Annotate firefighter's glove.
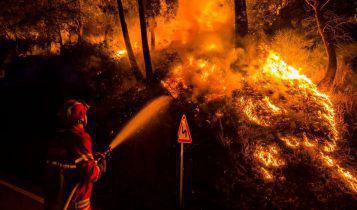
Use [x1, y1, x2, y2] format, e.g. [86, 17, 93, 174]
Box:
[95, 152, 107, 173]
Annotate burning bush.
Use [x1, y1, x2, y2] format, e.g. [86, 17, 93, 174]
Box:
[162, 48, 356, 206]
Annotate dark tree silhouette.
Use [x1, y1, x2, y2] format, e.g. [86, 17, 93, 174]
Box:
[305, 0, 337, 87]
[145, 0, 161, 51]
[234, 0, 248, 47]
[138, 0, 153, 84]
[116, 0, 144, 82]
[0, 0, 83, 52]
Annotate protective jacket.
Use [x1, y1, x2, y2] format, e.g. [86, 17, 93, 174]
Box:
[45, 125, 101, 210]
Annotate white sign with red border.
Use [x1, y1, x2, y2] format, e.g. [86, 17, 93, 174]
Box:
[177, 114, 192, 144]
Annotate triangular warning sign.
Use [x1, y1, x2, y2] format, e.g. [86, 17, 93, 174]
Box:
[178, 114, 192, 143]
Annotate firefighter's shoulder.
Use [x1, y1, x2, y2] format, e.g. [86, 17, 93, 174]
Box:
[71, 128, 92, 151]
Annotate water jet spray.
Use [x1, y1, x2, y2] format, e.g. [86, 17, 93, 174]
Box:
[108, 95, 172, 151]
[96, 95, 173, 160]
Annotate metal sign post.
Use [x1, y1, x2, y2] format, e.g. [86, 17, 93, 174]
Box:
[179, 142, 184, 208]
[177, 114, 192, 209]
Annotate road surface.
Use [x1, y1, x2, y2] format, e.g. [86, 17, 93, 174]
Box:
[0, 179, 43, 210]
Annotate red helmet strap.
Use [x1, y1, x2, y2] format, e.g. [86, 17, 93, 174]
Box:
[65, 100, 89, 126]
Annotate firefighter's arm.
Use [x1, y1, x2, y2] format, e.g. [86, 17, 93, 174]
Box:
[76, 133, 101, 182]
[95, 152, 107, 173]
[83, 159, 101, 182]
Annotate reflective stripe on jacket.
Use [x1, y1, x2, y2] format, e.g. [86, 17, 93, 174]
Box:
[45, 125, 100, 210]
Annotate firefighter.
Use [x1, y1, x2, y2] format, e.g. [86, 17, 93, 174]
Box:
[45, 99, 106, 210]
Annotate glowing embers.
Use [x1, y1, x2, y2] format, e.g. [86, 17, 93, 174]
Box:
[337, 167, 357, 193]
[279, 135, 300, 148]
[240, 98, 270, 126]
[318, 153, 357, 193]
[323, 142, 336, 153]
[115, 49, 127, 59]
[255, 145, 285, 168]
[238, 96, 283, 127]
[254, 145, 285, 181]
[302, 135, 317, 148]
[279, 134, 317, 149]
[260, 167, 274, 181]
[321, 153, 334, 167]
[263, 96, 282, 113]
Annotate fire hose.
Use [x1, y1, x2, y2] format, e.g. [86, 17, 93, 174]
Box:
[62, 147, 112, 210]
[63, 183, 78, 210]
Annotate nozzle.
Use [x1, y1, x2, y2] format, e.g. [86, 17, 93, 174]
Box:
[96, 146, 113, 163]
[104, 146, 113, 157]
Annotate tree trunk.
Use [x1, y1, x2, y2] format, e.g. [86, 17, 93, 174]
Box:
[58, 29, 63, 47]
[116, 0, 144, 82]
[77, 0, 83, 43]
[315, 9, 337, 86]
[45, 0, 53, 54]
[234, 0, 248, 47]
[104, 26, 110, 48]
[138, 0, 154, 85]
[15, 33, 19, 55]
[57, 27, 63, 52]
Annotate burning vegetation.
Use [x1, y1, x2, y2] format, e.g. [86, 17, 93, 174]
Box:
[163, 49, 356, 193]
[1, 0, 356, 209]
[157, 0, 356, 205]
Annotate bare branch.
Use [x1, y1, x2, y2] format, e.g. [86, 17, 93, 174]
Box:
[304, 0, 315, 8]
[313, 0, 319, 8]
[321, 0, 332, 10]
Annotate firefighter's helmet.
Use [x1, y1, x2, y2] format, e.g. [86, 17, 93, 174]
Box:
[63, 99, 89, 126]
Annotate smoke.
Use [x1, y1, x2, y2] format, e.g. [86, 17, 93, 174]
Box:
[115, 0, 235, 57]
